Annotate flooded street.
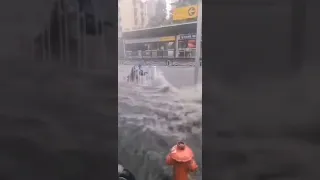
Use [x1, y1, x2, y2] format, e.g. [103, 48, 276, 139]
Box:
[118, 65, 202, 179]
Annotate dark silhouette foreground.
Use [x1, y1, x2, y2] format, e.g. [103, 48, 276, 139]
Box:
[0, 61, 117, 180]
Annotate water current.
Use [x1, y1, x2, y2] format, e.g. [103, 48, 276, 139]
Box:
[118, 65, 202, 180]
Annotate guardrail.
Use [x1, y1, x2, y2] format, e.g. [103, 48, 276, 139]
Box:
[125, 49, 202, 59]
[125, 50, 175, 58]
[118, 59, 202, 67]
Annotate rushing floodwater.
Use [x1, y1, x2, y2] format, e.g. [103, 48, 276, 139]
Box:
[118, 65, 202, 180]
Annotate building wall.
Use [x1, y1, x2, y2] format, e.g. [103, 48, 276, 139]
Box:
[119, 0, 135, 31]
[146, 0, 157, 20]
[119, 0, 151, 31]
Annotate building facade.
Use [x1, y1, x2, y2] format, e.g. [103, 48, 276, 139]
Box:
[119, 0, 155, 31]
[119, 0, 145, 31]
[145, 0, 157, 20]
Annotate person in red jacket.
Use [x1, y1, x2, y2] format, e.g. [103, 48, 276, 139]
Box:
[166, 141, 198, 180]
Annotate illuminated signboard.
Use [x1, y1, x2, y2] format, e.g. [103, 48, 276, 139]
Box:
[173, 5, 198, 21]
[160, 36, 176, 42]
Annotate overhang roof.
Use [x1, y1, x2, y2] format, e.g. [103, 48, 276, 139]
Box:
[122, 22, 197, 39]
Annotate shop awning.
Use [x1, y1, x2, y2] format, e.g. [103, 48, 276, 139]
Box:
[122, 22, 197, 39]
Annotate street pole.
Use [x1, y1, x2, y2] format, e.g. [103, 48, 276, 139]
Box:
[194, 0, 202, 85]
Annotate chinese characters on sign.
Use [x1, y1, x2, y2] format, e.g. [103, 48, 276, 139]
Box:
[179, 34, 196, 40]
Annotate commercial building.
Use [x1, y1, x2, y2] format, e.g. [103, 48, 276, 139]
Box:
[121, 21, 202, 60]
[145, 0, 157, 19]
[120, 2, 202, 59]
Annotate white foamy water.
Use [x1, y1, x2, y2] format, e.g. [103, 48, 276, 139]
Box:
[118, 65, 202, 180]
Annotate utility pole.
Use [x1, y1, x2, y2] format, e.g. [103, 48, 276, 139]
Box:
[194, 0, 202, 85]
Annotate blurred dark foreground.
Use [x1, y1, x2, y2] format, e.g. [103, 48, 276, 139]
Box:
[0, 60, 117, 180]
[207, 66, 320, 180]
[204, 1, 320, 179]
[0, 0, 117, 178]
[3, 0, 320, 180]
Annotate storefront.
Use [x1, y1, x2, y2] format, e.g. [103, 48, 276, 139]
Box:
[124, 36, 176, 58]
[176, 33, 200, 57]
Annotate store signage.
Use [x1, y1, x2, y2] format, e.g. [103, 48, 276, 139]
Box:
[173, 5, 198, 21]
[124, 36, 176, 44]
[160, 36, 176, 42]
[179, 34, 196, 40]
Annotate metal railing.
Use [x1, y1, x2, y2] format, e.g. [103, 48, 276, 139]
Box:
[177, 48, 196, 58]
[125, 50, 175, 58]
[125, 49, 202, 59]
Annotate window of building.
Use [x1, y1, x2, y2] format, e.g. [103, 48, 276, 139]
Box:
[145, 6, 148, 16]
[158, 41, 175, 50]
[134, 17, 138, 25]
[178, 40, 196, 49]
[187, 40, 196, 48]
[178, 40, 188, 49]
[134, 8, 138, 17]
[167, 42, 175, 49]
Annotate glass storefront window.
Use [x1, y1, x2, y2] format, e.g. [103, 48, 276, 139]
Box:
[187, 40, 196, 48]
[178, 40, 188, 49]
[178, 39, 196, 49]
[167, 42, 175, 49]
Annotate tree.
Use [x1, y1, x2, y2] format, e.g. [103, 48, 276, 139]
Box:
[173, 0, 198, 8]
[147, 0, 167, 27]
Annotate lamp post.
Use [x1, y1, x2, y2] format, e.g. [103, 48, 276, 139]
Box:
[194, 0, 202, 85]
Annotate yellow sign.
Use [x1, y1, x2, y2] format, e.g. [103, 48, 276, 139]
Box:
[173, 5, 198, 21]
[160, 36, 176, 42]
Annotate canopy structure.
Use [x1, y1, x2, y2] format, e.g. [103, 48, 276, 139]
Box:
[122, 22, 197, 39]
